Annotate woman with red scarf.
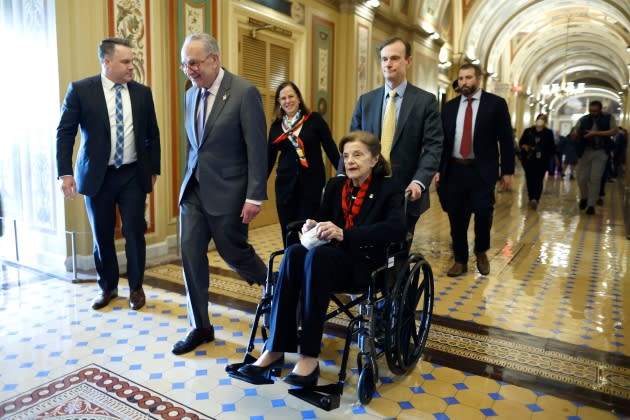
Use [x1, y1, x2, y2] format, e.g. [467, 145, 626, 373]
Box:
[237, 131, 406, 387]
[268, 81, 339, 245]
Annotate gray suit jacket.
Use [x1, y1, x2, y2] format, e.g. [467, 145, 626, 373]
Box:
[344, 83, 443, 217]
[179, 70, 267, 215]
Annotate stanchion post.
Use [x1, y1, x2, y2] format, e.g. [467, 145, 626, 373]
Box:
[13, 219, 19, 262]
[70, 231, 78, 281]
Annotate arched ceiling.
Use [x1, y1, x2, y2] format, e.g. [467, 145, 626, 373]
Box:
[456, 0, 630, 100]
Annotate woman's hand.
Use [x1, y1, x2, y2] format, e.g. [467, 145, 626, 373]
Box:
[315, 221, 343, 242]
[302, 219, 317, 233]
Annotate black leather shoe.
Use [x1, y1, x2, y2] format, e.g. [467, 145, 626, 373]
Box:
[586, 206, 595, 215]
[129, 288, 146, 310]
[237, 355, 284, 377]
[172, 327, 215, 355]
[579, 198, 587, 210]
[92, 288, 118, 310]
[283, 364, 319, 388]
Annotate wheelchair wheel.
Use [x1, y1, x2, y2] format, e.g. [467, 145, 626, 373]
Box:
[385, 253, 434, 375]
[357, 359, 376, 404]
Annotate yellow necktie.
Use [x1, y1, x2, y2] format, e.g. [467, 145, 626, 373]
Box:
[381, 89, 397, 161]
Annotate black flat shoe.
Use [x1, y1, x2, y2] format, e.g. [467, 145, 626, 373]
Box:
[283, 364, 319, 388]
[237, 356, 284, 378]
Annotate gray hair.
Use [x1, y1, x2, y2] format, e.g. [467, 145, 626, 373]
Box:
[182, 33, 220, 55]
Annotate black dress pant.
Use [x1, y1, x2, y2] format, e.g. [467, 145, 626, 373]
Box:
[442, 162, 495, 264]
[266, 244, 355, 357]
[84, 163, 147, 292]
[276, 186, 320, 247]
[522, 158, 547, 201]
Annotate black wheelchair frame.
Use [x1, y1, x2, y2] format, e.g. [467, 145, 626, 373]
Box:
[225, 224, 434, 411]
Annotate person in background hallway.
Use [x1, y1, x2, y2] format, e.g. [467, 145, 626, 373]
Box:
[236, 131, 406, 387]
[56, 38, 160, 311]
[613, 127, 627, 177]
[174, 33, 268, 355]
[340, 37, 443, 237]
[558, 127, 578, 179]
[518, 113, 557, 209]
[435, 63, 514, 277]
[574, 100, 616, 215]
[268, 81, 339, 246]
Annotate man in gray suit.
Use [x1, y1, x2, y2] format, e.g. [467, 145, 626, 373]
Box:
[342, 37, 443, 235]
[173, 33, 268, 355]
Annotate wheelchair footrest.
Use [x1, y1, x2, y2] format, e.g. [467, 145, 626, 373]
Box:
[288, 383, 343, 411]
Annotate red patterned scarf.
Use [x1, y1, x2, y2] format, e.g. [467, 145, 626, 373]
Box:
[341, 175, 372, 229]
[271, 111, 312, 167]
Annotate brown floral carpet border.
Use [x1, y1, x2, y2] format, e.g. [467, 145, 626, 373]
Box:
[0, 364, 214, 420]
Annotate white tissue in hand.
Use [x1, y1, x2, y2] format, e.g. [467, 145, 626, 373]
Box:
[300, 228, 330, 250]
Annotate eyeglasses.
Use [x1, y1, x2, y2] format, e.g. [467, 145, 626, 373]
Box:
[180, 54, 212, 73]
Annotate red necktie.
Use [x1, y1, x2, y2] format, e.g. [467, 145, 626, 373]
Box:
[460, 97, 474, 158]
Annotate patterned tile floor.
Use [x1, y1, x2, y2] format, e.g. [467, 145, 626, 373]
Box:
[0, 169, 628, 419]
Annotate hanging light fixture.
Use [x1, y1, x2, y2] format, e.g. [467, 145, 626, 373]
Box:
[541, 16, 585, 98]
[556, 16, 573, 96]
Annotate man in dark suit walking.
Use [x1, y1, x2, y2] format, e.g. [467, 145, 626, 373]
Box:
[435, 63, 514, 277]
[56, 38, 161, 310]
[341, 37, 443, 235]
[173, 33, 268, 355]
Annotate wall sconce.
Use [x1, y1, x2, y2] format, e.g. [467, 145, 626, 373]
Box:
[365, 0, 380, 8]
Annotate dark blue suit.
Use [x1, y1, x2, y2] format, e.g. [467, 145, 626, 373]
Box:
[56, 75, 160, 292]
[438, 90, 514, 263]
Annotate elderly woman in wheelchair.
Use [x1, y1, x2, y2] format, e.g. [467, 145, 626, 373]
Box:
[235, 130, 407, 388]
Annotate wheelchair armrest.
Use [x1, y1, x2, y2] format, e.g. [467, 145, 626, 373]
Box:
[286, 220, 306, 233]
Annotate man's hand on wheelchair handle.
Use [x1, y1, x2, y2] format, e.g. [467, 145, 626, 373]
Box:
[406, 182, 422, 202]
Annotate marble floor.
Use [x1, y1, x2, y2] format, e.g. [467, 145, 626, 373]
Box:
[0, 169, 628, 419]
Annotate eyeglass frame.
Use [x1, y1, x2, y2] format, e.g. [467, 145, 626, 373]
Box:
[180, 53, 213, 73]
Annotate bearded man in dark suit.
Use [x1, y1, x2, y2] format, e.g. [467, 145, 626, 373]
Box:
[435, 63, 514, 277]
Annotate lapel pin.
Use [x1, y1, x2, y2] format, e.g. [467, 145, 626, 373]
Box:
[369, 194, 374, 199]
[222, 94, 227, 101]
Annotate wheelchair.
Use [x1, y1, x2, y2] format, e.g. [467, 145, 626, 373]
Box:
[225, 218, 434, 411]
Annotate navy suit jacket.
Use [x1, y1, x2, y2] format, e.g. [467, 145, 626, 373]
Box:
[319, 176, 407, 286]
[179, 70, 267, 215]
[56, 75, 161, 196]
[439, 90, 514, 185]
[344, 84, 443, 217]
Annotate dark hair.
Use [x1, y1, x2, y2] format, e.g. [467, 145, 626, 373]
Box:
[459, 63, 482, 78]
[98, 38, 131, 62]
[273, 81, 310, 120]
[589, 100, 603, 110]
[379, 37, 411, 59]
[339, 131, 391, 178]
[535, 113, 547, 121]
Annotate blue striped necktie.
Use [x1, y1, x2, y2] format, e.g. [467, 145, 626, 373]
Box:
[113, 84, 124, 167]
